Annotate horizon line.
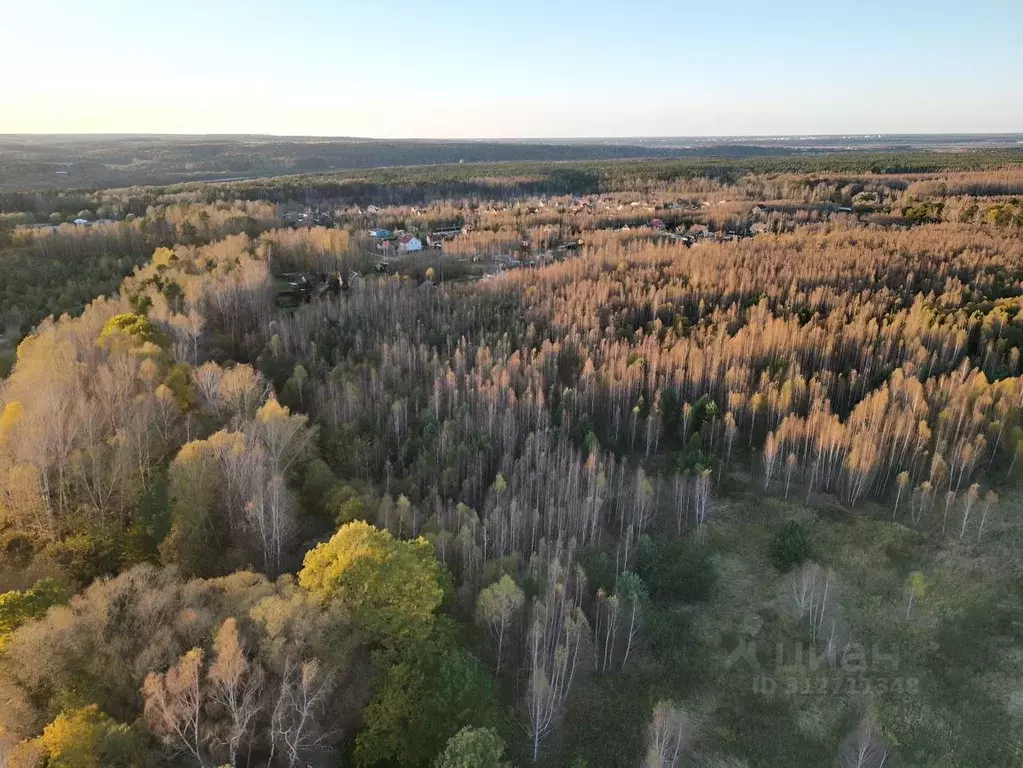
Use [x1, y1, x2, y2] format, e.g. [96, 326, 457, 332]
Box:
[4, 131, 1023, 141]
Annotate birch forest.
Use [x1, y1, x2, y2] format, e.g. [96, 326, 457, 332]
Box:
[1, 153, 1023, 767]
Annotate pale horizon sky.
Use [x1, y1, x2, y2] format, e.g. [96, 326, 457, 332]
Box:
[2, 0, 1021, 138]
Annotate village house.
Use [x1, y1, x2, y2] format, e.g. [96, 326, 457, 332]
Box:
[398, 235, 423, 253]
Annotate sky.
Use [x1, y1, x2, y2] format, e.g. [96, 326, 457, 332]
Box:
[1, 0, 1021, 138]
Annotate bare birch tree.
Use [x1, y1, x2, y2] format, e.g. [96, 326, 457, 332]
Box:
[143, 648, 209, 767]
[977, 490, 998, 542]
[270, 659, 335, 768]
[617, 571, 647, 671]
[643, 700, 695, 768]
[524, 548, 589, 762]
[208, 618, 263, 767]
[838, 717, 891, 768]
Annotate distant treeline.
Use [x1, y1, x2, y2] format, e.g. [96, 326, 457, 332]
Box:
[141, 149, 1021, 207]
[0, 136, 810, 191]
[4, 147, 1022, 220]
[3, 133, 1022, 193]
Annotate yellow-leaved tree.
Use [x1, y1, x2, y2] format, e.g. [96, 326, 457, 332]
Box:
[299, 521, 450, 648]
[9, 705, 139, 768]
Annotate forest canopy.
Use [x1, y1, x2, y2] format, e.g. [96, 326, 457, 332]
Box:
[1, 151, 1022, 766]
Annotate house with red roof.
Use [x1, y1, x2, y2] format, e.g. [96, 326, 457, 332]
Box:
[398, 235, 423, 253]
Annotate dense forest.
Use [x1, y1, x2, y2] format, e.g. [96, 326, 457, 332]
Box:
[1, 151, 1023, 766]
[2, 133, 1022, 192]
[0, 136, 822, 191]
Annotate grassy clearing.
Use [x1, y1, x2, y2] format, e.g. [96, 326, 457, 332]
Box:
[556, 474, 1023, 767]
